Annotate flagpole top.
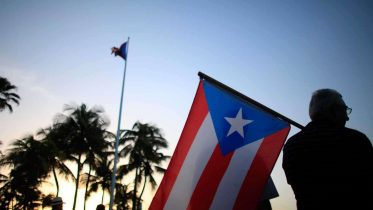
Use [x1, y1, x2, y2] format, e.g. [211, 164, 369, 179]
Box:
[198, 71, 209, 80]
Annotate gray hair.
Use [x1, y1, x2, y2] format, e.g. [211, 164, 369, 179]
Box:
[309, 89, 344, 121]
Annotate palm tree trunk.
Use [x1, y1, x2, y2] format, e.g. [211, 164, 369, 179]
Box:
[138, 176, 147, 208]
[52, 165, 60, 196]
[11, 196, 14, 210]
[132, 167, 139, 210]
[101, 185, 105, 204]
[72, 155, 82, 210]
[84, 165, 92, 210]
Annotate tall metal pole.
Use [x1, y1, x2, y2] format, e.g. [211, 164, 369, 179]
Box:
[109, 37, 130, 210]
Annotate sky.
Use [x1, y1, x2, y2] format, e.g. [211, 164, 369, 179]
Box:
[1, 0, 373, 210]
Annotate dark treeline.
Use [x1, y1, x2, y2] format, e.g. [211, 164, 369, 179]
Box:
[0, 76, 169, 210]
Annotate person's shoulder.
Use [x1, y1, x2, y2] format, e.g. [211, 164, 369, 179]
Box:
[343, 127, 366, 136]
[283, 129, 305, 150]
[343, 127, 369, 139]
[342, 127, 372, 146]
[283, 121, 330, 149]
[286, 131, 302, 142]
[285, 122, 314, 143]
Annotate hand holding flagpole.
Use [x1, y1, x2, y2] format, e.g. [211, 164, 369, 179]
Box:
[109, 37, 130, 210]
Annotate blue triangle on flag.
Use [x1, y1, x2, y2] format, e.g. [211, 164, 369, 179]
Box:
[203, 81, 289, 155]
[120, 42, 127, 60]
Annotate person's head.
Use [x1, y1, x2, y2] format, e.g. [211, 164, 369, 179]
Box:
[309, 89, 350, 126]
[51, 197, 64, 210]
[96, 204, 105, 210]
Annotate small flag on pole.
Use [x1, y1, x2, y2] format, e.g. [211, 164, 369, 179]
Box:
[111, 42, 128, 60]
[149, 74, 291, 210]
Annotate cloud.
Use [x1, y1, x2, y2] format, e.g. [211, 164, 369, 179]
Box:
[0, 67, 60, 102]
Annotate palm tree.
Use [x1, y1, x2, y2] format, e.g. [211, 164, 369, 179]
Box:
[82, 148, 113, 210]
[0, 145, 15, 210]
[114, 183, 133, 210]
[82, 153, 115, 205]
[0, 76, 20, 113]
[52, 103, 110, 210]
[37, 127, 75, 196]
[138, 160, 167, 202]
[0, 135, 49, 209]
[118, 122, 169, 210]
[82, 130, 114, 210]
[41, 193, 55, 210]
[0, 173, 15, 210]
[83, 151, 98, 210]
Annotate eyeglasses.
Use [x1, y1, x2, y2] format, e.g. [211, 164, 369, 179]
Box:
[346, 106, 352, 115]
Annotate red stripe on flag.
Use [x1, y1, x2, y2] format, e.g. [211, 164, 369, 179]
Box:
[233, 127, 290, 210]
[149, 81, 209, 210]
[187, 145, 234, 210]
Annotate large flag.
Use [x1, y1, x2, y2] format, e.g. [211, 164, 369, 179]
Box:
[149, 76, 291, 210]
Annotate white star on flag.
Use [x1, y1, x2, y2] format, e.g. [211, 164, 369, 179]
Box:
[224, 108, 253, 138]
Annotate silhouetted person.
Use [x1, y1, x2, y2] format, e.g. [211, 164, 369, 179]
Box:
[96, 204, 105, 210]
[51, 197, 64, 210]
[282, 89, 373, 210]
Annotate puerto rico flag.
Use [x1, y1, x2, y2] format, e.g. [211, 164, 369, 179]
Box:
[149, 78, 290, 210]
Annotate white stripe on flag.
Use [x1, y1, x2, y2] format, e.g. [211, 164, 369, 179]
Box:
[164, 113, 217, 210]
[209, 138, 263, 210]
